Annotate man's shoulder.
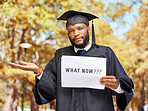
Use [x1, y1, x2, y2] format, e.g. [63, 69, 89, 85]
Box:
[95, 45, 112, 51]
[55, 46, 74, 55]
[92, 45, 115, 56]
[56, 46, 73, 51]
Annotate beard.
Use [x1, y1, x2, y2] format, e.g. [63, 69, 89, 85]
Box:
[69, 30, 89, 48]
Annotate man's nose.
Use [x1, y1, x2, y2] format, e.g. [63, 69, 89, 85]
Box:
[74, 30, 80, 37]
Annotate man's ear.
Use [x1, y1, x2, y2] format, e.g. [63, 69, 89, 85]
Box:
[67, 33, 69, 37]
[67, 31, 69, 36]
[87, 26, 90, 33]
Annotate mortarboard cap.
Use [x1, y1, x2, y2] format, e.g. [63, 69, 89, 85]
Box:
[57, 10, 99, 48]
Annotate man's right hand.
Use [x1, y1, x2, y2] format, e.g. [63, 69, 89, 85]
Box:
[9, 61, 41, 74]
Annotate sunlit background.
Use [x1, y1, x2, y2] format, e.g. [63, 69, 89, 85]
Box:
[0, 0, 147, 111]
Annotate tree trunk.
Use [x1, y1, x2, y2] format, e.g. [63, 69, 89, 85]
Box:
[12, 81, 19, 111]
[2, 82, 18, 111]
[30, 92, 39, 111]
[138, 77, 146, 111]
[2, 84, 14, 111]
[17, 29, 27, 61]
[10, 28, 15, 62]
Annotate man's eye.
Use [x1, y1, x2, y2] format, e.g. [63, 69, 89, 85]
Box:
[69, 30, 73, 33]
[78, 27, 83, 30]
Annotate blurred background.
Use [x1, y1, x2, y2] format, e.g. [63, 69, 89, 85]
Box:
[0, 0, 147, 111]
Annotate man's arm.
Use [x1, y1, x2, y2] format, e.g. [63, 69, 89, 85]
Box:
[9, 60, 57, 105]
[105, 47, 134, 110]
[9, 61, 41, 74]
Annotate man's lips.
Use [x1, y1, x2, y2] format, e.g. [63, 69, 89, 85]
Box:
[74, 37, 84, 42]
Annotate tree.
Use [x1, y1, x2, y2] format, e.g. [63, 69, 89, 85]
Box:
[126, 1, 148, 110]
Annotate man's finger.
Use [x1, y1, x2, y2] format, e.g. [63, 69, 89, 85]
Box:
[9, 62, 19, 68]
[101, 76, 116, 79]
[105, 85, 114, 90]
[100, 81, 116, 86]
[9, 62, 26, 69]
[19, 61, 28, 65]
[100, 78, 117, 83]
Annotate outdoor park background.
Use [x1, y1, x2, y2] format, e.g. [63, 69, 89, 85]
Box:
[0, 0, 147, 111]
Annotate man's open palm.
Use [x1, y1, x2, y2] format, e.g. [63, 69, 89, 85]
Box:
[9, 61, 39, 73]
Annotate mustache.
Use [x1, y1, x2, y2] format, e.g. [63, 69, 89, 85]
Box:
[73, 36, 85, 41]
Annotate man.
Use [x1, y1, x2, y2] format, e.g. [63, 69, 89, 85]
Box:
[10, 10, 134, 111]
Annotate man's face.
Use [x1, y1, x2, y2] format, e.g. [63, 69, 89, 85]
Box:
[66, 23, 90, 48]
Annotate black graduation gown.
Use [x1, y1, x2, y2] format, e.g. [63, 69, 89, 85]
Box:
[33, 45, 134, 111]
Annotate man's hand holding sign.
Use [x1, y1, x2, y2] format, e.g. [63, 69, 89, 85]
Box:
[100, 76, 119, 90]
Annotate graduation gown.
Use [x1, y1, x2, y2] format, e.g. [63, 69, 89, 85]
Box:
[33, 45, 134, 111]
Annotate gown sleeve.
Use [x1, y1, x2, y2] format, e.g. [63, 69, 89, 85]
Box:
[33, 50, 58, 105]
[107, 47, 134, 110]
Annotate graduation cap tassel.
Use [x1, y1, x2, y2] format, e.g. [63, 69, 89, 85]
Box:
[92, 20, 96, 48]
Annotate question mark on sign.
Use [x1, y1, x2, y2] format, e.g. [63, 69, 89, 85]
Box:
[94, 69, 96, 74]
[97, 69, 102, 74]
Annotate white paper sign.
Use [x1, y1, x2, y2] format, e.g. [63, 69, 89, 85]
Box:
[61, 55, 106, 89]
